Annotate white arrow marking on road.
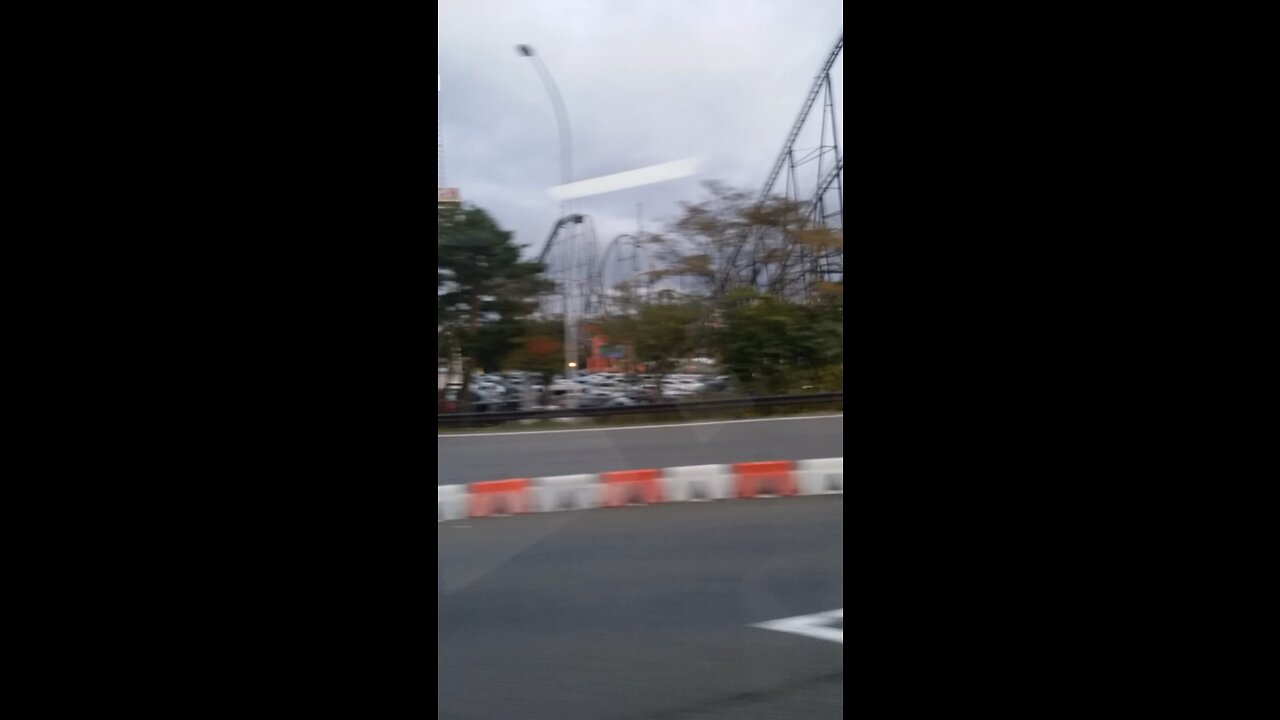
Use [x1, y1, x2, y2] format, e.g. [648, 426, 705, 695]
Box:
[752, 609, 843, 644]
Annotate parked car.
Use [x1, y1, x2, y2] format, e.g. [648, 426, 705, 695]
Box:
[440, 388, 519, 413]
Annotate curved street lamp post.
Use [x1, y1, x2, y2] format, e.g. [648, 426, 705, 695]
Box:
[517, 44, 580, 383]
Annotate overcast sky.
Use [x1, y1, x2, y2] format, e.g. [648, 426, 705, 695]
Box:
[438, 0, 843, 279]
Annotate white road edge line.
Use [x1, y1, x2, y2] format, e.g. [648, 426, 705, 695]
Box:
[439, 413, 843, 438]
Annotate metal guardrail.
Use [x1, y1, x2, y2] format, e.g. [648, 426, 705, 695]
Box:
[438, 392, 843, 426]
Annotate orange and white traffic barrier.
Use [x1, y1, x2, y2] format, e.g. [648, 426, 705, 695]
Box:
[436, 457, 843, 523]
[796, 457, 843, 494]
[732, 461, 798, 498]
[601, 468, 664, 507]
[438, 484, 468, 522]
[468, 478, 532, 517]
[662, 464, 732, 502]
[532, 473, 602, 512]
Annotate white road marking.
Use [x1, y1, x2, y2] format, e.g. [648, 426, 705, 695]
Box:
[752, 609, 843, 644]
[438, 413, 843, 438]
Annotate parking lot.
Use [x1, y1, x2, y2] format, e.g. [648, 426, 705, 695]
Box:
[439, 369, 737, 413]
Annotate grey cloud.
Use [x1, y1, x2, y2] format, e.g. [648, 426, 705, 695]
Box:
[439, 0, 843, 264]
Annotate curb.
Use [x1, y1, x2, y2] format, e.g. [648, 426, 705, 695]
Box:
[438, 457, 843, 522]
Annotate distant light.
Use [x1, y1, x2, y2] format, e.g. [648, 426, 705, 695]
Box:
[567, 362, 577, 368]
[548, 158, 700, 201]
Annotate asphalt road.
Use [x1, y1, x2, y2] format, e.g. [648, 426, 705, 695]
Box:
[438, 495, 844, 720]
[437, 415, 843, 485]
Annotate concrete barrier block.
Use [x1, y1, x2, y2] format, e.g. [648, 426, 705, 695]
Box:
[601, 469, 664, 506]
[532, 473, 602, 512]
[732, 461, 798, 498]
[438, 484, 468, 522]
[662, 464, 733, 502]
[796, 457, 843, 494]
[469, 479, 532, 517]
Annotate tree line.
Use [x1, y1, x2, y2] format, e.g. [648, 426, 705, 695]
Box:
[438, 182, 843, 411]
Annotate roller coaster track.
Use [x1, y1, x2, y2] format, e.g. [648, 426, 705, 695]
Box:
[715, 31, 843, 298]
[760, 32, 843, 200]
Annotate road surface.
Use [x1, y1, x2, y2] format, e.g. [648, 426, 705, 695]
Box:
[437, 415, 843, 485]
[438, 495, 844, 719]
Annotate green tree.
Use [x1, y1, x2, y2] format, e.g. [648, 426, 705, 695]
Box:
[601, 296, 699, 398]
[652, 181, 816, 300]
[713, 289, 842, 395]
[439, 206, 553, 411]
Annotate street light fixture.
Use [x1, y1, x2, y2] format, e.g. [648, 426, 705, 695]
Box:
[517, 44, 579, 382]
[514, 45, 572, 194]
